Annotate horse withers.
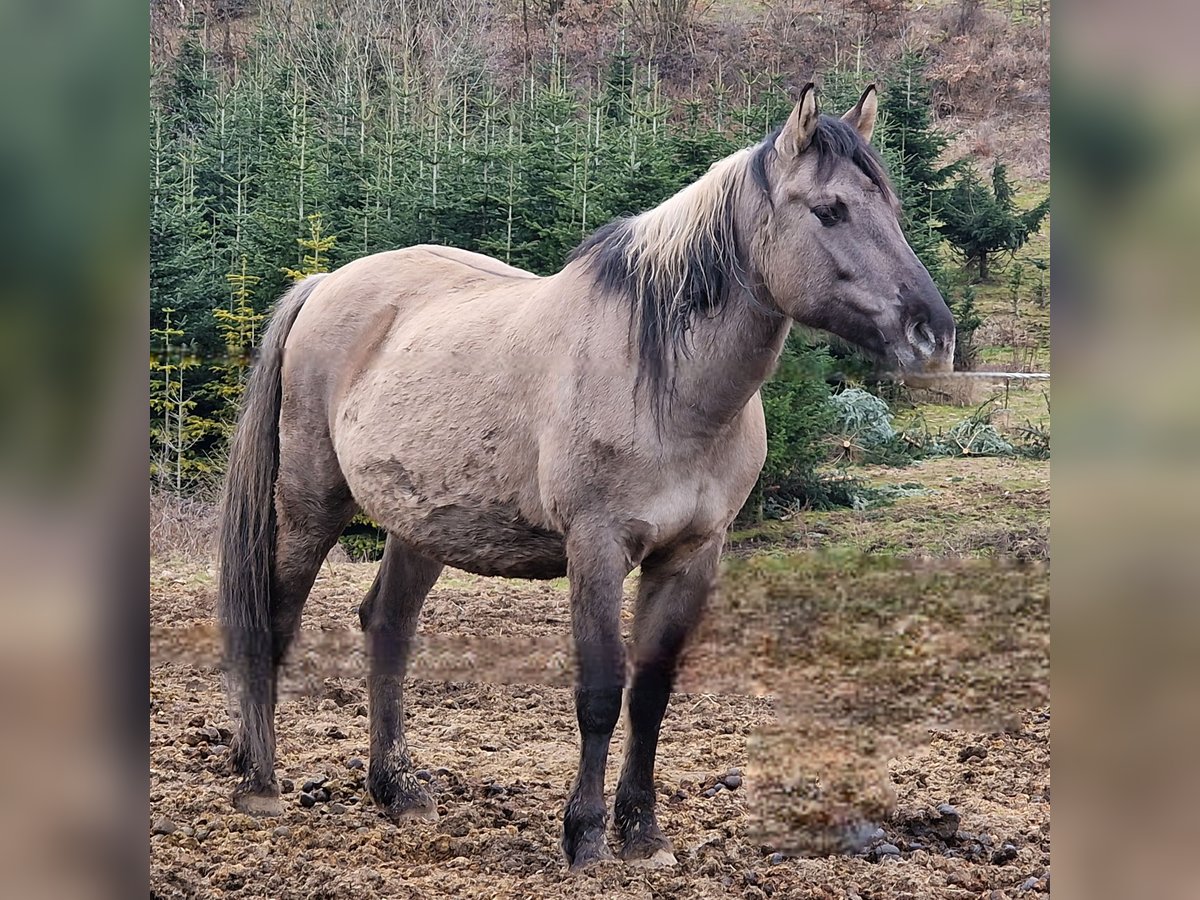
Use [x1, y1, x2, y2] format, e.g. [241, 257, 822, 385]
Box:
[217, 83, 954, 870]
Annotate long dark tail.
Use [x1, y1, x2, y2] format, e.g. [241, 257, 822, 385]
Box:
[217, 274, 327, 785]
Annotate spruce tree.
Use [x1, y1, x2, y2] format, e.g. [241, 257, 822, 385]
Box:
[937, 162, 1050, 281]
[880, 53, 960, 216]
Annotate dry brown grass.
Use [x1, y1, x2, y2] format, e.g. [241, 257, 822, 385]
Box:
[901, 375, 990, 408]
[150, 490, 352, 564]
[150, 491, 219, 562]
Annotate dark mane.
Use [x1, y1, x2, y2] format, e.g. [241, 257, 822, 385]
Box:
[566, 161, 751, 422]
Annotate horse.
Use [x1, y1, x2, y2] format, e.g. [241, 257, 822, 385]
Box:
[217, 82, 955, 870]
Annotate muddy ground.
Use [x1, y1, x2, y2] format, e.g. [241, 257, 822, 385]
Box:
[151, 525, 1049, 900]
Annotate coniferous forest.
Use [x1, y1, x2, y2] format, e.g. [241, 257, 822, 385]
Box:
[150, 7, 1045, 526]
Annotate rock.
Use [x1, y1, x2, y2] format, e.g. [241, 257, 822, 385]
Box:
[744, 870, 760, 886]
[484, 783, 505, 797]
[301, 778, 327, 793]
[280, 779, 295, 794]
[177, 826, 194, 837]
[299, 793, 316, 808]
[1020, 877, 1040, 891]
[327, 802, 346, 815]
[315, 788, 331, 803]
[151, 818, 176, 836]
[931, 803, 961, 838]
[869, 827, 887, 843]
[723, 774, 743, 790]
[874, 843, 901, 860]
[991, 843, 1018, 865]
[768, 853, 785, 865]
[958, 745, 988, 763]
[415, 769, 433, 782]
[727, 767, 742, 777]
[272, 826, 291, 839]
[702, 787, 719, 798]
[439, 814, 472, 838]
[346, 758, 364, 770]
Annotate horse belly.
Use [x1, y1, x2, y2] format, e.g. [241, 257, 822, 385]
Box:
[342, 449, 567, 578]
[409, 500, 567, 579]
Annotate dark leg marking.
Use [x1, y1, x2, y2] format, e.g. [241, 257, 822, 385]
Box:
[561, 534, 629, 870]
[360, 537, 443, 822]
[614, 537, 722, 866]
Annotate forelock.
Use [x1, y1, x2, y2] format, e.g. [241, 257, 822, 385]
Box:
[751, 114, 898, 206]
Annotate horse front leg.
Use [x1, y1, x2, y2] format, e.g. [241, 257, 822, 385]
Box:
[615, 537, 722, 866]
[562, 534, 629, 870]
[360, 538, 443, 822]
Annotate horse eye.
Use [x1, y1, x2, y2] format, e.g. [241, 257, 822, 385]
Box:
[812, 205, 842, 226]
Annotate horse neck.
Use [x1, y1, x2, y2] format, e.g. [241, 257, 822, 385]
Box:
[666, 284, 791, 435]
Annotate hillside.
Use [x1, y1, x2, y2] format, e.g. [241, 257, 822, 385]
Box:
[150, 0, 1050, 179]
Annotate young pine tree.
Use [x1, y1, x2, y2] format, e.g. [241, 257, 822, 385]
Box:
[150, 309, 211, 492]
[209, 257, 265, 437]
[282, 212, 338, 281]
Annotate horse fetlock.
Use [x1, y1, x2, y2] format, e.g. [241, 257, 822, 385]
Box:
[227, 736, 252, 776]
[563, 826, 614, 872]
[562, 803, 613, 870]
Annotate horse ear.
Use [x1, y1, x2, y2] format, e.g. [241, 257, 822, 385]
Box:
[775, 82, 819, 159]
[841, 84, 878, 143]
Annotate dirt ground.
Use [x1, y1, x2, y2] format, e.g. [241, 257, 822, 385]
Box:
[151, 523, 1049, 900]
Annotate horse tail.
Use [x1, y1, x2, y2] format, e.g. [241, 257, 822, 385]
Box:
[217, 274, 327, 782]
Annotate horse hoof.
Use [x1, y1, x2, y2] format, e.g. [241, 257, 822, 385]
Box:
[379, 787, 439, 824]
[568, 846, 615, 873]
[565, 828, 616, 872]
[390, 802, 439, 824]
[233, 789, 283, 817]
[624, 848, 677, 869]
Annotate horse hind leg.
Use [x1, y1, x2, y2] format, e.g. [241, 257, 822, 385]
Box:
[230, 462, 355, 815]
[359, 537, 443, 822]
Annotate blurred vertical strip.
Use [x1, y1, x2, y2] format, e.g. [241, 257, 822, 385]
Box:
[0, 0, 148, 898]
[1055, 1, 1200, 898]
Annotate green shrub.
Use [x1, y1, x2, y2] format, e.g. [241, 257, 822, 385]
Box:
[740, 337, 839, 522]
[339, 513, 387, 562]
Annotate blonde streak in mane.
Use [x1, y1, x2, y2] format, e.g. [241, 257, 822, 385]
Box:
[624, 148, 752, 304]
